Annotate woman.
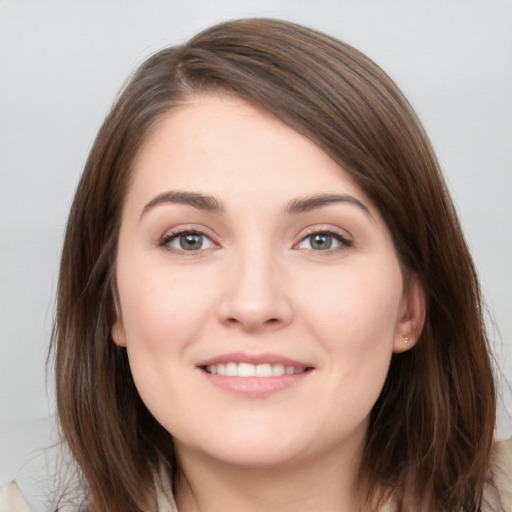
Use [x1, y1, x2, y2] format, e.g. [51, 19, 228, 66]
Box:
[8, 17, 510, 511]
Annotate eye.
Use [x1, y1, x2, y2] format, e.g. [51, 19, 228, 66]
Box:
[297, 230, 352, 251]
[162, 230, 215, 252]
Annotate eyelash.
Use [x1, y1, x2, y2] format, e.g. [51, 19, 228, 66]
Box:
[297, 228, 353, 255]
[158, 228, 353, 255]
[159, 228, 216, 254]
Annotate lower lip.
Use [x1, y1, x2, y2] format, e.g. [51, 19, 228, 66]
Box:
[200, 369, 311, 397]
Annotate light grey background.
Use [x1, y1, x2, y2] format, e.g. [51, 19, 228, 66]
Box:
[1, 0, 511, 509]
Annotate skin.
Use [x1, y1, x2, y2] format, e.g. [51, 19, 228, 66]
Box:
[112, 94, 424, 511]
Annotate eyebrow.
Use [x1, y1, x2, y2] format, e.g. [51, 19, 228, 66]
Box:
[141, 191, 225, 218]
[140, 190, 372, 220]
[285, 193, 372, 218]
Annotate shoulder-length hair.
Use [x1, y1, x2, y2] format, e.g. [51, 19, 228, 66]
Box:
[52, 18, 496, 511]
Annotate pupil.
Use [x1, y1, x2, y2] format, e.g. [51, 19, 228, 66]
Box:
[180, 233, 202, 250]
[311, 234, 332, 250]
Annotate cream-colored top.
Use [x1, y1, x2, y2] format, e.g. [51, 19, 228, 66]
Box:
[153, 440, 512, 512]
[2, 440, 511, 511]
[0, 482, 31, 512]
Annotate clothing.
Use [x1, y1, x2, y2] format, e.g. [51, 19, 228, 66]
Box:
[0, 482, 31, 512]
[152, 440, 512, 512]
[2, 440, 511, 511]
[488, 438, 512, 511]
[378, 440, 512, 512]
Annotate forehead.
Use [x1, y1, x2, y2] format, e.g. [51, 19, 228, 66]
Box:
[127, 93, 368, 209]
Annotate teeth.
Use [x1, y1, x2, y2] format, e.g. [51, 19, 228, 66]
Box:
[256, 363, 272, 377]
[238, 362, 256, 377]
[205, 362, 305, 377]
[272, 364, 284, 377]
[225, 362, 237, 377]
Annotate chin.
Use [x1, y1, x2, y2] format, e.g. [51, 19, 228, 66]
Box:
[200, 440, 308, 469]
[174, 420, 314, 469]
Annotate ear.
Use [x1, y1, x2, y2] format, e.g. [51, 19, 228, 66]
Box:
[393, 274, 426, 354]
[111, 301, 127, 347]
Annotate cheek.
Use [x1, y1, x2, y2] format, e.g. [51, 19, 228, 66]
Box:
[115, 251, 218, 365]
[300, 259, 403, 380]
[115, 256, 218, 417]
[308, 258, 402, 339]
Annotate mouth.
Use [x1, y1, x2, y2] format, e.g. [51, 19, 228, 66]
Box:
[197, 354, 314, 396]
[203, 362, 308, 377]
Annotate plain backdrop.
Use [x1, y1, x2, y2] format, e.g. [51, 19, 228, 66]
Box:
[1, 0, 511, 509]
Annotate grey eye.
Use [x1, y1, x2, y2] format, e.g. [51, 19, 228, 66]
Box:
[300, 233, 340, 251]
[168, 232, 214, 251]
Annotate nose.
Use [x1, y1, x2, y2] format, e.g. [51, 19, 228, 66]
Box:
[217, 251, 293, 332]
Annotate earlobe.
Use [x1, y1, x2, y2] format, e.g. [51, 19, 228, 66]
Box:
[111, 307, 127, 347]
[111, 319, 126, 347]
[393, 274, 426, 354]
[110, 287, 127, 346]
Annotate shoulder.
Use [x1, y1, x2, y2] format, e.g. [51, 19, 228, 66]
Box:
[380, 439, 512, 512]
[0, 481, 31, 512]
[487, 438, 512, 511]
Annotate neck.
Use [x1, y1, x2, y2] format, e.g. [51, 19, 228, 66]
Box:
[174, 440, 366, 512]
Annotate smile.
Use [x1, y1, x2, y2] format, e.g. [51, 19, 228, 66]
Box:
[197, 353, 313, 396]
[205, 362, 306, 377]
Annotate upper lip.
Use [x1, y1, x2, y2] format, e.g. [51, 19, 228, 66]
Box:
[196, 352, 312, 369]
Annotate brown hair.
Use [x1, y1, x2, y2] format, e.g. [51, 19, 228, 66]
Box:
[52, 18, 496, 511]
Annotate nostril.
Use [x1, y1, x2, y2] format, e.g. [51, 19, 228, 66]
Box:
[223, 316, 282, 331]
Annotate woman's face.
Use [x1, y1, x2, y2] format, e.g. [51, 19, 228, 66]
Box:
[113, 94, 421, 470]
